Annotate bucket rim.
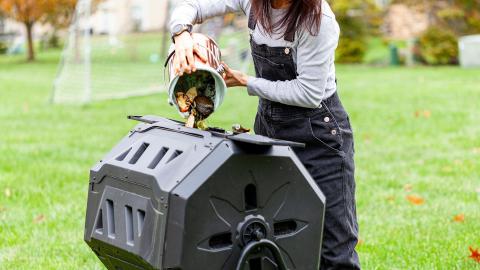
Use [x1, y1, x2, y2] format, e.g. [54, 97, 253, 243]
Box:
[168, 66, 227, 119]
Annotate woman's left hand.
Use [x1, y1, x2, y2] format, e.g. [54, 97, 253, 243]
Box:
[222, 62, 248, 88]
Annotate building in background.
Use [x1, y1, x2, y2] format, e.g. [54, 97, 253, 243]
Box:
[0, 0, 168, 51]
[91, 0, 168, 35]
[384, 4, 429, 39]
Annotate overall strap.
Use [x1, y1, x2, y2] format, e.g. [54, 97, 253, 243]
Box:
[247, 10, 295, 42]
[248, 10, 256, 31]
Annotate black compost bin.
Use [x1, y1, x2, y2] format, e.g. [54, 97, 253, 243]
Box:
[84, 116, 325, 270]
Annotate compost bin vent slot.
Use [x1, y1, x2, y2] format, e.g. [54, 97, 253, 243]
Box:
[129, 143, 150, 164]
[137, 210, 145, 237]
[116, 148, 132, 161]
[95, 209, 103, 234]
[166, 150, 183, 164]
[125, 206, 134, 245]
[106, 199, 116, 238]
[208, 232, 233, 249]
[245, 184, 258, 211]
[148, 147, 169, 169]
[274, 220, 297, 236]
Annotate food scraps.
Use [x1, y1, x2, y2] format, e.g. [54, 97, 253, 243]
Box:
[176, 86, 215, 129]
[176, 92, 191, 113]
[186, 87, 198, 101]
[193, 96, 214, 119]
[185, 113, 195, 128]
[232, 124, 251, 134]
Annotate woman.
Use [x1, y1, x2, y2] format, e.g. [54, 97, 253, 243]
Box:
[170, 0, 360, 269]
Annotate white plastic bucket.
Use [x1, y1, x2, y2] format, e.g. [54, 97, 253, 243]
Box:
[165, 33, 227, 118]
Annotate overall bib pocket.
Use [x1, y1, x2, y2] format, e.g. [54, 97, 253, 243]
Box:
[251, 53, 296, 81]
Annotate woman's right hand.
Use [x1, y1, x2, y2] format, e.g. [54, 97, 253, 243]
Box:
[173, 32, 207, 76]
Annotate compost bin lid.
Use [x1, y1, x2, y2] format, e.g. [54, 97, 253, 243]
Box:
[128, 115, 305, 148]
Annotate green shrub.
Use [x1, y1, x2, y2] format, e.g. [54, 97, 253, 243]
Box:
[0, 41, 7, 55]
[334, 13, 368, 63]
[336, 38, 367, 63]
[329, 0, 381, 63]
[418, 26, 458, 65]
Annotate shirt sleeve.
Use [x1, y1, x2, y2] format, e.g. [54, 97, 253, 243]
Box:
[169, 0, 250, 34]
[246, 16, 340, 108]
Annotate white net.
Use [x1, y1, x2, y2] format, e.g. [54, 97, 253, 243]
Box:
[52, 0, 252, 104]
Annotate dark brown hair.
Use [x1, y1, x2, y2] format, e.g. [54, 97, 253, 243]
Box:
[251, 0, 322, 38]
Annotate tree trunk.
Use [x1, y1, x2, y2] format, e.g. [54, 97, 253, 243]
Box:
[25, 22, 35, 61]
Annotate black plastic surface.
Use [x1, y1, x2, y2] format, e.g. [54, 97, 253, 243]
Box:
[85, 115, 324, 270]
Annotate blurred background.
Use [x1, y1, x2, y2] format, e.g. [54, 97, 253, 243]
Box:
[0, 0, 479, 269]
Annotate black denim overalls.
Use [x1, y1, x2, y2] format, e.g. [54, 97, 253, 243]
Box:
[248, 13, 360, 270]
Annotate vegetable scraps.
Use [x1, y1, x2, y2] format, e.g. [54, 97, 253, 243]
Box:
[176, 87, 214, 129]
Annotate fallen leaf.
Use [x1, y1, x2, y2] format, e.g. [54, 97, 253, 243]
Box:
[406, 194, 424, 205]
[453, 213, 465, 223]
[386, 195, 395, 202]
[423, 110, 431, 118]
[363, 134, 372, 143]
[33, 214, 46, 224]
[4, 188, 11, 198]
[469, 246, 480, 263]
[442, 166, 453, 173]
[357, 239, 365, 246]
[404, 184, 413, 192]
[414, 110, 421, 118]
[22, 102, 30, 113]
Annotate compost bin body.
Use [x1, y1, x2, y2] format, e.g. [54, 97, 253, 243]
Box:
[84, 116, 326, 270]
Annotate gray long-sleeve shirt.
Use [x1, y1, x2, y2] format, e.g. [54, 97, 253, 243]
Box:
[170, 0, 340, 108]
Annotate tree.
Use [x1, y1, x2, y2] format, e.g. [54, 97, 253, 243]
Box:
[0, 0, 93, 60]
[42, 0, 78, 30]
[0, 0, 52, 60]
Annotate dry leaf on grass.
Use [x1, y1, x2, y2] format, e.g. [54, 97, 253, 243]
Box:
[4, 188, 11, 198]
[454, 159, 463, 166]
[386, 195, 395, 203]
[423, 110, 431, 118]
[453, 213, 465, 223]
[442, 166, 453, 173]
[404, 184, 413, 192]
[357, 239, 365, 246]
[22, 102, 29, 113]
[362, 134, 372, 144]
[406, 194, 424, 205]
[414, 110, 432, 119]
[33, 214, 46, 224]
[469, 247, 480, 263]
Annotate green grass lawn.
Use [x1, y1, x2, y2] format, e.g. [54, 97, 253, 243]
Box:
[1, 51, 480, 269]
